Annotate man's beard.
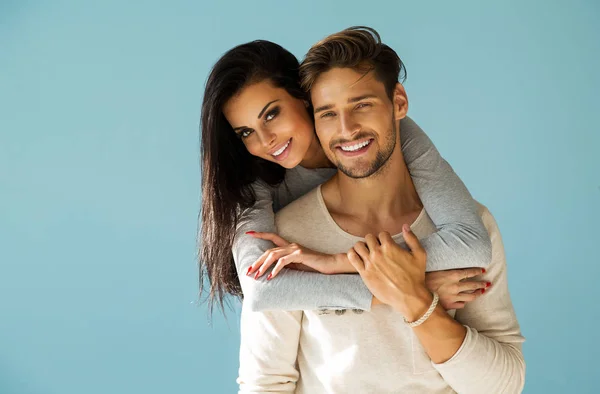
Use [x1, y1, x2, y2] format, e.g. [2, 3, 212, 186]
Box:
[332, 122, 397, 179]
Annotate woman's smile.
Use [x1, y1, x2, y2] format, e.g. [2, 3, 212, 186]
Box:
[270, 138, 293, 161]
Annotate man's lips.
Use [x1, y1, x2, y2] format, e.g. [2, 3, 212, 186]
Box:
[335, 138, 373, 150]
[335, 138, 374, 156]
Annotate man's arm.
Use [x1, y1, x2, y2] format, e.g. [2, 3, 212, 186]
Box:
[237, 302, 303, 393]
[347, 208, 525, 394]
[428, 208, 525, 393]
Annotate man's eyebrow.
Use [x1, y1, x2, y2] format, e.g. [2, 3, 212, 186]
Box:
[314, 94, 378, 114]
[257, 99, 280, 119]
[348, 94, 377, 103]
[314, 104, 334, 114]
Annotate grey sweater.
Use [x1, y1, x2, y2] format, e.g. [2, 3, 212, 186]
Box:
[232, 117, 492, 312]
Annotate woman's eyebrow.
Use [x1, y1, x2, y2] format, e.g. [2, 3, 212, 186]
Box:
[257, 99, 280, 119]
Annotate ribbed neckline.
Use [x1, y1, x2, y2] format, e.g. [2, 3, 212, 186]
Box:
[315, 184, 426, 242]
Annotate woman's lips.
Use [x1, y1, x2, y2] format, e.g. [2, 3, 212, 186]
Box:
[270, 138, 292, 161]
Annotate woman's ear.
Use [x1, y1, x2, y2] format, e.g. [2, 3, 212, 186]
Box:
[392, 83, 409, 121]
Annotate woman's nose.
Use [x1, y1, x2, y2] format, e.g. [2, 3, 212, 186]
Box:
[258, 128, 277, 149]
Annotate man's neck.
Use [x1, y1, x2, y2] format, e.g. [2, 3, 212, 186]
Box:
[321, 142, 423, 237]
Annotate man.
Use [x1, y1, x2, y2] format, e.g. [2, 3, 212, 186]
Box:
[237, 27, 525, 393]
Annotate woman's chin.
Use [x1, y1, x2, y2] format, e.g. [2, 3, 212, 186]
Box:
[280, 159, 301, 169]
[269, 155, 301, 169]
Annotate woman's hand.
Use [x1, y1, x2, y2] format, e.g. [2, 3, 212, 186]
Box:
[425, 268, 491, 310]
[245, 231, 354, 280]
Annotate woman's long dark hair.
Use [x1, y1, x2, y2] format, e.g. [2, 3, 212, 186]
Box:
[199, 41, 309, 313]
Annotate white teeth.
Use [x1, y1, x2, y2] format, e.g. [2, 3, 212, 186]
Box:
[340, 140, 371, 152]
[272, 140, 291, 156]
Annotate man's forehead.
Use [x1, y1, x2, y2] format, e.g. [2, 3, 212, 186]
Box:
[311, 68, 382, 102]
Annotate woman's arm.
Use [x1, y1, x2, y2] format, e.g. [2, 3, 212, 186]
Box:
[233, 181, 373, 312]
[401, 116, 492, 270]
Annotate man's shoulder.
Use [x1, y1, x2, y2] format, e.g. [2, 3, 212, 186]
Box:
[473, 202, 506, 267]
[474, 202, 499, 235]
[275, 186, 323, 236]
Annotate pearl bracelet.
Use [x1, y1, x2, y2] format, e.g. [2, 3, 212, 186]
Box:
[403, 292, 439, 328]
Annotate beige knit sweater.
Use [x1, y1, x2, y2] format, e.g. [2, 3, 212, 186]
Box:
[238, 186, 525, 393]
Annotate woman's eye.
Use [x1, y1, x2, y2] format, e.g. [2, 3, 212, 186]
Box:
[265, 107, 280, 122]
[240, 129, 253, 138]
[356, 102, 371, 109]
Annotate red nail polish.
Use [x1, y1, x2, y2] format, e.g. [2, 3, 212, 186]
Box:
[486, 282, 492, 288]
[246, 231, 256, 235]
[254, 272, 260, 279]
[482, 268, 486, 274]
[267, 273, 272, 281]
[481, 288, 486, 294]
[246, 267, 252, 275]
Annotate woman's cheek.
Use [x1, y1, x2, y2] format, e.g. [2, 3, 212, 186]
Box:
[246, 141, 264, 159]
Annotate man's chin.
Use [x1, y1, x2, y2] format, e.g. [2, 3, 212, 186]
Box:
[337, 162, 380, 179]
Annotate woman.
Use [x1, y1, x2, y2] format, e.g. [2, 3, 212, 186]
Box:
[200, 40, 492, 314]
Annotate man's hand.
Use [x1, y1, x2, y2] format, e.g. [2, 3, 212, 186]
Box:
[347, 224, 431, 321]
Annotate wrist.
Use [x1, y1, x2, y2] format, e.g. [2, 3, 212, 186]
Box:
[331, 253, 355, 274]
[394, 285, 433, 321]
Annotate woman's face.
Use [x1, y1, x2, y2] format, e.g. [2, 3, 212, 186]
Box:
[223, 80, 316, 169]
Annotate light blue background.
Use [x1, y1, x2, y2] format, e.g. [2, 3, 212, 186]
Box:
[1, 1, 598, 393]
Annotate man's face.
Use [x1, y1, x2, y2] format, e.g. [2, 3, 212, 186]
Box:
[310, 67, 406, 178]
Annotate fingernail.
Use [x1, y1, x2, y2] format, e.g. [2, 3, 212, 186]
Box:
[246, 267, 252, 275]
[246, 231, 256, 235]
[481, 288, 486, 294]
[254, 272, 260, 280]
[482, 268, 486, 274]
[486, 282, 492, 288]
[267, 273, 272, 281]
[403, 224, 410, 232]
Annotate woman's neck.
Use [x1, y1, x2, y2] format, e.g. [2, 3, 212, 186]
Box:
[299, 134, 335, 169]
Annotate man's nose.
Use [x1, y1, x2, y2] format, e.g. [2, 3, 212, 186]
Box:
[339, 111, 360, 136]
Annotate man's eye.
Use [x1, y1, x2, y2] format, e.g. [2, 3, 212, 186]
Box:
[321, 112, 336, 118]
[356, 103, 371, 109]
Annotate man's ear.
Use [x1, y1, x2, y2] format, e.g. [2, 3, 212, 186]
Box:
[392, 83, 409, 121]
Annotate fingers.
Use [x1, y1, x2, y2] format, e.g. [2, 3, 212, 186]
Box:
[457, 280, 491, 293]
[402, 224, 425, 259]
[268, 253, 298, 280]
[439, 284, 489, 309]
[347, 248, 365, 273]
[246, 249, 271, 276]
[453, 267, 487, 281]
[251, 248, 289, 278]
[377, 231, 394, 246]
[455, 289, 486, 303]
[364, 234, 380, 252]
[353, 241, 370, 264]
[246, 231, 290, 247]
